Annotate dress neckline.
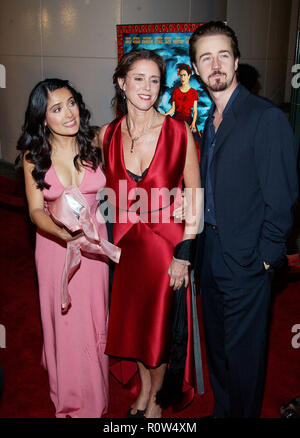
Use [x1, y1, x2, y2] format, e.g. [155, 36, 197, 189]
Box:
[120, 115, 167, 183]
[51, 163, 87, 189]
[126, 167, 149, 183]
[179, 86, 192, 94]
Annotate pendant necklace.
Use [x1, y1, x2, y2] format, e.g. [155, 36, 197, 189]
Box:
[126, 110, 157, 153]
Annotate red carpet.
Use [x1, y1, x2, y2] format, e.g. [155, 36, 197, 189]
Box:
[0, 176, 299, 418]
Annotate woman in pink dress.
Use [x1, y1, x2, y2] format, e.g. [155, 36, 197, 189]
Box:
[16, 79, 109, 418]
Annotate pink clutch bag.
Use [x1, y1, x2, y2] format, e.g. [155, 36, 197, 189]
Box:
[47, 186, 121, 313]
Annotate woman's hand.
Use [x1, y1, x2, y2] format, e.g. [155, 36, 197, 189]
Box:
[168, 258, 190, 290]
[59, 227, 84, 242]
[190, 122, 197, 133]
[173, 193, 187, 221]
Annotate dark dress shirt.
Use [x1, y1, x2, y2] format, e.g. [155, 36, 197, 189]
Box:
[204, 84, 241, 225]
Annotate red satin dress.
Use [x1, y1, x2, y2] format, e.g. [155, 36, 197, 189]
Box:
[103, 115, 195, 407]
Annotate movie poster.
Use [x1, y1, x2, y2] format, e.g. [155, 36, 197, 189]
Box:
[117, 23, 212, 141]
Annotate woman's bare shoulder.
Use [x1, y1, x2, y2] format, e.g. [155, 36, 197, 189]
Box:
[98, 123, 109, 146]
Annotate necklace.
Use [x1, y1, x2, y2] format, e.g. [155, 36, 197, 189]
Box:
[126, 110, 157, 153]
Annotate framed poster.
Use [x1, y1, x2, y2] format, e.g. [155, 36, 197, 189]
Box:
[117, 23, 212, 143]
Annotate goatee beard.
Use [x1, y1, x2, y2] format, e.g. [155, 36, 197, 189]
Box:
[207, 72, 228, 92]
[208, 81, 228, 92]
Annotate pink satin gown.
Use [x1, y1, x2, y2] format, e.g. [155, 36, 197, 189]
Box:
[35, 164, 109, 418]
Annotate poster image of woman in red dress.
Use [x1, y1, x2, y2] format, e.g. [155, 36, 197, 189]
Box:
[165, 64, 198, 133]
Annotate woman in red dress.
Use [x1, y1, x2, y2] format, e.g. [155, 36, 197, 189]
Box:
[99, 49, 201, 418]
[165, 64, 198, 133]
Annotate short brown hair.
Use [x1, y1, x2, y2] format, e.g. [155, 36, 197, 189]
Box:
[189, 21, 241, 65]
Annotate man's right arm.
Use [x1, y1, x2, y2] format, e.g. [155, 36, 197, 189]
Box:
[254, 106, 298, 268]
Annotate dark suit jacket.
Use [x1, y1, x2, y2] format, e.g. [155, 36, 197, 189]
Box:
[196, 85, 298, 279]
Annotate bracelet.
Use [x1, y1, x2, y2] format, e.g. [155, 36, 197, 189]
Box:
[173, 256, 190, 266]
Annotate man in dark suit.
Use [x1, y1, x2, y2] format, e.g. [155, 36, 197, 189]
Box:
[189, 21, 298, 417]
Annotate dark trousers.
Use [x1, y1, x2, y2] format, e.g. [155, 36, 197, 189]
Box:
[201, 225, 272, 418]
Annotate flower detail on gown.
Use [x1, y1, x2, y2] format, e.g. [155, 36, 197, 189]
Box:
[47, 185, 121, 312]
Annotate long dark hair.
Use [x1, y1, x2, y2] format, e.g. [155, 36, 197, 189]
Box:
[16, 78, 100, 190]
[112, 49, 166, 116]
[177, 63, 192, 76]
